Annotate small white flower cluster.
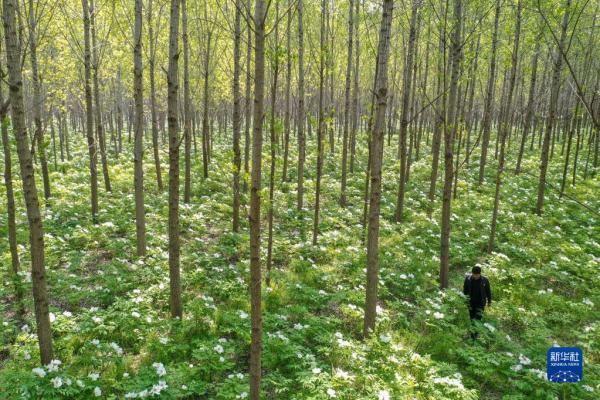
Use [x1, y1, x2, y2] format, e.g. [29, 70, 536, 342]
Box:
[378, 390, 391, 400]
[582, 298, 594, 307]
[110, 342, 123, 356]
[152, 362, 166, 377]
[32, 359, 63, 378]
[334, 332, 351, 348]
[483, 323, 496, 333]
[432, 373, 465, 390]
[125, 381, 168, 398]
[266, 331, 289, 342]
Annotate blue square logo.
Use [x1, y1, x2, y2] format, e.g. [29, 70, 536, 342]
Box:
[547, 347, 583, 383]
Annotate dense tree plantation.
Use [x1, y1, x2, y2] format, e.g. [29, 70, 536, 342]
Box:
[1, 0, 600, 398]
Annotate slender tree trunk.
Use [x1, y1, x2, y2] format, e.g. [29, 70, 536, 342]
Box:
[536, 0, 570, 215]
[167, 0, 183, 319]
[427, 6, 446, 216]
[478, 0, 500, 184]
[313, 0, 326, 245]
[296, 0, 306, 211]
[133, 0, 146, 257]
[1, 80, 25, 320]
[182, 0, 192, 202]
[363, 0, 393, 338]
[202, 31, 212, 179]
[516, 35, 541, 174]
[90, 0, 111, 192]
[350, 0, 360, 174]
[244, 4, 252, 184]
[82, 0, 99, 223]
[440, 0, 462, 289]
[249, 1, 266, 397]
[394, 0, 419, 222]
[267, 2, 280, 284]
[3, 0, 54, 364]
[232, 0, 242, 232]
[148, 0, 163, 191]
[282, 0, 292, 182]
[339, 0, 354, 207]
[28, 0, 51, 200]
[488, 0, 521, 252]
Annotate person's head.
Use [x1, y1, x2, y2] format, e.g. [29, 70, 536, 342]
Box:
[471, 266, 482, 280]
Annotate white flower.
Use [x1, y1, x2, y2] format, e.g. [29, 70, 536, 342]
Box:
[94, 386, 102, 397]
[181, 385, 188, 390]
[582, 298, 594, 306]
[312, 367, 322, 374]
[46, 359, 62, 372]
[379, 333, 391, 343]
[433, 374, 465, 390]
[88, 372, 100, 381]
[49, 313, 56, 323]
[239, 311, 249, 319]
[152, 362, 167, 377]
[63, 311, 73, 317]
[327, 388, 337, 397]
[433, 312, 445, 319]
[51, 377, 63, 388]
[131, 311, 141, 318]
[510, 364, 523, 372]
[23, 351, 31, 360]
[91, 339, 100, 346]
[92, 316, 103, 324]
[214, 344, 224, 354]
[236, 392, 248, 399]
[159, 336, 169, 345]
[378, 390, 390, 400]
[110, 342, 123, 355]
[582, 385, 594, 392]
[32, 367, 46, 378]
[483, 323, 496, 332]
[518, 354, 531, 365]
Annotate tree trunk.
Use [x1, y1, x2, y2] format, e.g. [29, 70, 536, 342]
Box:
[90, 0, 111, 193]
[478, 0, 500, 184]
[182, 0, 192, 202]
[134, 0, 146, 257]
[167, 0, 183, 319]
[440, 0, 462, 289]
[266, 2, 280, 284]
[232, 0, 242, 232]
[363, 0, 393, 338]
[536, 0, 570, 215]
[339, 0, 354, 207]
[488, 0, 521, 252]
[3, 0, 54, 364]
[148, 0, 163, 191]
[282, 0, 292, 182]
[82, 0, 99, 223]
[296, 0, 306, 211]
[249, 1, 266, 397]
[394, 0, 419, 222]
[28, 0, 51, 200]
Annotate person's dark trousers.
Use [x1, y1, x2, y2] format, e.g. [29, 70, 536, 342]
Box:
[468, 306, 483, 339]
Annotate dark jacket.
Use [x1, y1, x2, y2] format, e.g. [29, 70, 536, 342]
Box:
[463, 274, 492, 308]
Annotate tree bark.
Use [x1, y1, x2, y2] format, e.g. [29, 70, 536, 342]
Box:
[167, 0, 182, 319]
[340, 0, 354, 207]
[477, 0, 500, 184]
[394, 0, 419, 222]
[249, 1, 266, 397]
[133, 0, 146, 257]
[440, 0, 462, 289]
[536, 0, 570, 215]
[148, 0, 163, 191]
[363, 0, 393, 338]
[232, 0, 242, 232]
[296, 0, 306, 211]
[82, 0, 99, 223]
[3, 0, 54, 364]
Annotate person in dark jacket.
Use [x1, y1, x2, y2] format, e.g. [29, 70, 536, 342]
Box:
[463, 266, 492, 339]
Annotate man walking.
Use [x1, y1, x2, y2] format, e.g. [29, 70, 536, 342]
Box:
[463, 266, 492, 339]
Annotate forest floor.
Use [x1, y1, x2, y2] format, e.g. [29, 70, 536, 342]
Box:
[0, 130, 599, 399]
